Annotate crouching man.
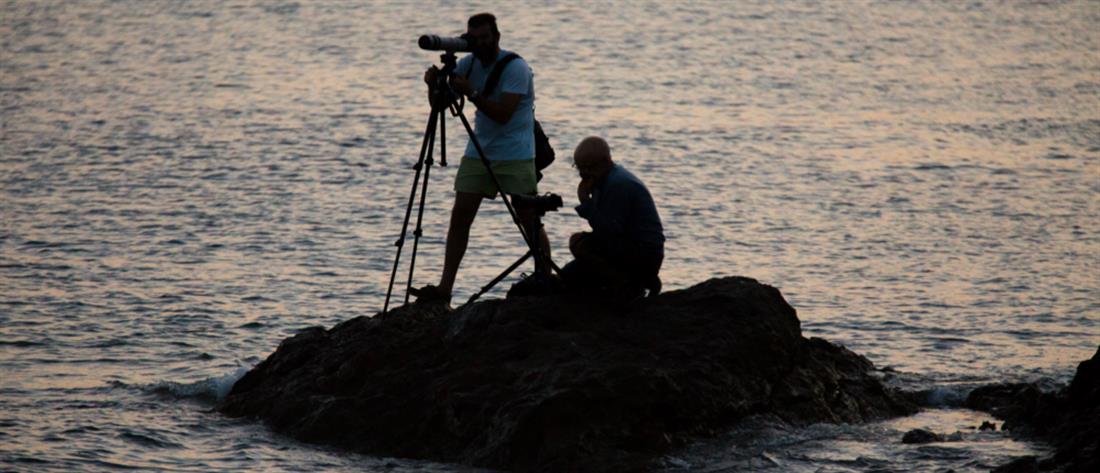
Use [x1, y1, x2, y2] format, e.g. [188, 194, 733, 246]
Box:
[562, 136, 665, 299]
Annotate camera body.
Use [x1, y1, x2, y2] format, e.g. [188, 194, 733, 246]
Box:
[510, 193, 563, 215]
[419, 34, 471, 52]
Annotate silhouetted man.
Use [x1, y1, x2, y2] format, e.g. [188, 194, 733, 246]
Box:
[563, 136, 664, 298]
[415, 13, 543, 304]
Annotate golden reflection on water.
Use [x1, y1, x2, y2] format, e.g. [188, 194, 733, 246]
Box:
[0, 1, 1098, 471]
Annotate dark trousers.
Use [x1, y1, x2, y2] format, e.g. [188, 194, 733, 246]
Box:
[560, 232, 663, 296]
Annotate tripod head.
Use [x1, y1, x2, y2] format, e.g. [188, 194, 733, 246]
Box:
[428, 51, 463, 112]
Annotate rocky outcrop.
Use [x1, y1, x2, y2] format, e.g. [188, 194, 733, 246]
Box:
[969, 346, 1100, 473]
[219, 277, 917, 472]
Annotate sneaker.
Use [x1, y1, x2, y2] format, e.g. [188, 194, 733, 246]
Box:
[409, 285, 451, 304]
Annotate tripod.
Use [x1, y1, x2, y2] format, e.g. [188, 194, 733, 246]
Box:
[465, 195, 561, 304]
[383, 51, 554, 314]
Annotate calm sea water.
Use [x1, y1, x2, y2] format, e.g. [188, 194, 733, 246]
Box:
[2, 1, 1097, 471]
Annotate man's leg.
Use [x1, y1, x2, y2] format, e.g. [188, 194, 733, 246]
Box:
[518, 205, 552, 275]
[437, 191, 484, 296]
[568, 232, 630, 288]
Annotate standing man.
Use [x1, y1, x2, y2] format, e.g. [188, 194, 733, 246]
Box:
[563, 136, 665, 298]
[414, 13, 540, 304]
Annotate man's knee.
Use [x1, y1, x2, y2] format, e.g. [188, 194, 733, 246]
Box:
[450, 192, 483, 227]
[569, 232, 591, 258]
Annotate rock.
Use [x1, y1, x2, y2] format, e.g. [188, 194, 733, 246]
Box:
[219, 277, 917, 472]
[969, 346, 1100, 473]
[902, 428, 943, 444]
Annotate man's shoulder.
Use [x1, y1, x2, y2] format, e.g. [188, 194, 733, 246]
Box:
[499, 51, 531, 73]
[456, 54, 475, 73]
[610, 165, 650, 191]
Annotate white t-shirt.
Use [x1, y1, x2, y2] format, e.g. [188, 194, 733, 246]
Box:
[455, 49, 535, 161]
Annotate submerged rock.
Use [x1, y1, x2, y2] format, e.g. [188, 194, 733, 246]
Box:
[968, 346, 1100, 472]
[902, 428, 943, 444]
[899, 428, 964, 444]
[219, 277, 917, 472]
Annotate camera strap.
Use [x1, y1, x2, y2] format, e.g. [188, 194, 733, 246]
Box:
[465, 53, 521, 98]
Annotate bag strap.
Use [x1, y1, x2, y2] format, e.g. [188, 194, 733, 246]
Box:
[464, 53, 521, 98]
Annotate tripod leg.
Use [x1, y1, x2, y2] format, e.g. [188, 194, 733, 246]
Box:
[439, 107, 447, 167]
[383, 109, 439, 314]
[404, 108, 442, 303]
[466, 252, 532, 305]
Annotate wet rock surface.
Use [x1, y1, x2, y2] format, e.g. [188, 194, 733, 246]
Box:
[968, 346, 1100, 473]
[901, 428, 943, 444]
[219, 277, 917, 472]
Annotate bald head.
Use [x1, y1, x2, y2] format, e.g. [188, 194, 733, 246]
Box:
[573, 136, 613, 180]
[575, 136, 610, 161]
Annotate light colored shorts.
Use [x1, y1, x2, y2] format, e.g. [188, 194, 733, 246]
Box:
[454, 156, 537, 198]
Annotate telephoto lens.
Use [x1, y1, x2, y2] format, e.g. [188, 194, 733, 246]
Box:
[418, 34, 471, 52]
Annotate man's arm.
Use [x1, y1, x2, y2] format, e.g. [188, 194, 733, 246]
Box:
[470, 91, 522, 124]
[450, 74, 522, 124]
[454, 57, 528, 124]
[576, 181, 630, 237]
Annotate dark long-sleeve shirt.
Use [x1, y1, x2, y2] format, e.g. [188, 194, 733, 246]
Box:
[575, 163, 665, 246]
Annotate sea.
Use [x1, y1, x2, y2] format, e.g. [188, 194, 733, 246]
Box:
[2, 1, 1097, 471]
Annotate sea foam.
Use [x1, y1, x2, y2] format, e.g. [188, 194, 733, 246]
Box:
[146, 366, 251, 403]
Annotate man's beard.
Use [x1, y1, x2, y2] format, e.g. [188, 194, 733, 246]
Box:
[474, 45, 496, 64]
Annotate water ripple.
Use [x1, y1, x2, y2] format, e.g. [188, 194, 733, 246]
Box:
[2, 0, 1097, 471]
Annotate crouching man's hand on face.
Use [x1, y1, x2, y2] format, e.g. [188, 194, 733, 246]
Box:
[577, 178, 595, 204]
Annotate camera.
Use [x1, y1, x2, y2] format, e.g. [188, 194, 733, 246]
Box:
[510, 193, 563, 215]
[418, 34, 471, 52]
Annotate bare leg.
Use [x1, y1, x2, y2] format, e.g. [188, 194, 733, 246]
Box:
[438, 191, 484, 296]
[539, 227, 551, 269]
[517, 206, 553, 275]
[514, 206, 543, 273]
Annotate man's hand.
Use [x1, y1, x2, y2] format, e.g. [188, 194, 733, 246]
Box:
[577, 178, 595, 204]
[450, 75, 474, 97]
[424, 66, 439, 86]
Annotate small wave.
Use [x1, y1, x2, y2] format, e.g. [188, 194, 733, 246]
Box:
[882, 373, 977, 407]
[0, 339, 51, 347]
[145, 367, 251, 403]
[119, 430, 184, 449]
[917, 386, 970, 407]
[7, 456, 50, 466]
